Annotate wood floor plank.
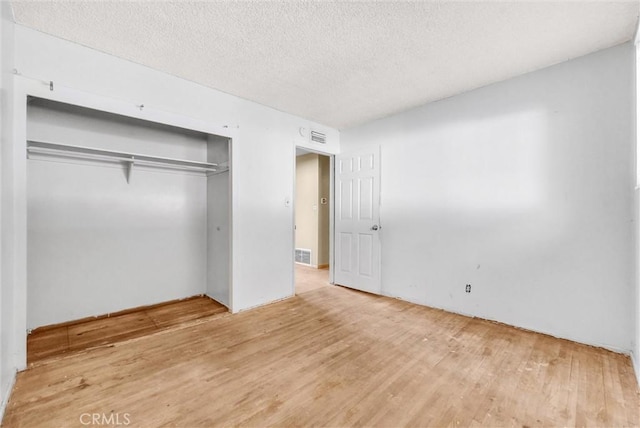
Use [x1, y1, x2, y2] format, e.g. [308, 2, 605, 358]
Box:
[26, 327, 69, 361]
[68, 312, 158, 349]
[6, 285, 640, 427]
[26, 295, 228, 365]
[295, 264, 330, 294]
[145, 299, 227, 328]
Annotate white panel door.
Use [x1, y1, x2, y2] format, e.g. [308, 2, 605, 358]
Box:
[334, 148, 381, 294]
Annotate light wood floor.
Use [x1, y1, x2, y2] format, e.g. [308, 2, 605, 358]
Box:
[295, 263, 330, 294]
[27, 295, 228, 365]
[5, 286, 639, 427]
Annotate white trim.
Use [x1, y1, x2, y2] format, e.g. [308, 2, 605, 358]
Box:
[226, 138, 234, 313]
[0, 370, 17, 426]
[234, 294, 294, 313]
[386, 291, 634, 356]
[15, 75, 235, 137]
[329, 154, 335, 285]
[291, 141, 297, 297]
[12, 78, 28, 372]
[632, 351, 640, 388]
[635, 35, 640, 392]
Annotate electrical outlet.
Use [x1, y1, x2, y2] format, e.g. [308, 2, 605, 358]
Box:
[465, 284, 471, 293]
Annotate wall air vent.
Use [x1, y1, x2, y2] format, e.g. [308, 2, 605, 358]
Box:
[310, 130, 327, 145]
[295, 248, 312, 265]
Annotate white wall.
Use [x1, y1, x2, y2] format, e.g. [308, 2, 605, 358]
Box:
[341, 43, 635, 352]
[634, 41, 640, 385]
[12, 24, 338, 309]
[206, 135, 230, 307]
[0, 2, 16, 422]
[26, 101, 212, 328]
[0, 24, 339, 388]
[0, 4, 4, 419]
[635, 186, 640, 383]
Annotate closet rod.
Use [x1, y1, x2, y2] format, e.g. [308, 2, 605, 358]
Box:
[26, 140, 218, 173]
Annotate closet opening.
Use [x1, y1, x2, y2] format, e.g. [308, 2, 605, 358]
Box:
[25, 98, 231, 364]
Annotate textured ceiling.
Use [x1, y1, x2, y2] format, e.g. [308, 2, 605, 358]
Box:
[10, 1, 640, 129]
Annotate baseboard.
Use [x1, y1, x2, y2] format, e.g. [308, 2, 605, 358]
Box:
[294, 263, 329, 270]
[632, 352, 640, 388]
[0, 369, 17, 426]
[204, 292, 229, 310]
[30, 294, 209, 334]
[383, 291, 633, 356]
[294, 262, 313, 267]
[233, 294, 294, 314]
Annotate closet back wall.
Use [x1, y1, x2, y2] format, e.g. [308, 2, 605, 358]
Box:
[27, 100, 209, 329]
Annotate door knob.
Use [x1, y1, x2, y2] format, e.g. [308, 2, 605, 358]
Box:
[371, 224, 379, 231]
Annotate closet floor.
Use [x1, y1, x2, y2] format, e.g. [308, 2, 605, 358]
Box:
[27, 295, 228, 365]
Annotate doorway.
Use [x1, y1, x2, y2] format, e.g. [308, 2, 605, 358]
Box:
[294, 148, 332, 295]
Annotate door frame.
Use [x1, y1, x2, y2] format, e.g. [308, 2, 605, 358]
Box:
[292, 145, 336, 296]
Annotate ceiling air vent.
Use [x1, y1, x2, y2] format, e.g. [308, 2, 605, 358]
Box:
[310, 130, 327, 145]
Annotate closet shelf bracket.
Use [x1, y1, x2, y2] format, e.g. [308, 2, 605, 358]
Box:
[127, 157, 134, 184]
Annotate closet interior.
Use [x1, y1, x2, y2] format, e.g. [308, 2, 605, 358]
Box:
[26, 98, 231, 334]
